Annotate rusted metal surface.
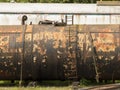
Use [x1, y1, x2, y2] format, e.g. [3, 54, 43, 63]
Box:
[0, 25, 33, 80]
[77, 25, 120, 80]
[0, 24, 120, 80]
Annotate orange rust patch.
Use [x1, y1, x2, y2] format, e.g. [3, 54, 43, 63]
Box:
[25, 25, 32, 33]
[0, 26, 22, 33]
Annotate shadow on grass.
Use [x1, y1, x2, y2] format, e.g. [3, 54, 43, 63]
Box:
[0, 80, 72, 87]
[0, 79, 117, 88]
[0, 81, 16, 87]
[25, 80, 72, 87]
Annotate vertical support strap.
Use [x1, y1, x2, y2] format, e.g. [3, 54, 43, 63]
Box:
[75, 25, 79, 80]
[72, 15, 74, 25]
[88, 32, 99, 83]
[19, 25, 27, 87]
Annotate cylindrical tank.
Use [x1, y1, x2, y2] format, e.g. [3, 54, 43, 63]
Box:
[0, 24, 120, 81]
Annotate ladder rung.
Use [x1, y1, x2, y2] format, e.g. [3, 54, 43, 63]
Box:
[67, 18, 72, 20]
[67, 19, 73, 21]
[68, 77, 78, 79]
[66, 19, 73, 20]
[77, 31, 82, 33]
[67, 27, 75, 28]
[69, 41, 76, 43]
[66, 15, 73, 17]
[65, 29, 76, 31]
[66, 35, 76, 37]
[67, 17, 72, 19]
[67, 70, 77, 71]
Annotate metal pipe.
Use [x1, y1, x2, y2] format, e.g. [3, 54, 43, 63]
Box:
[0, 12, 120, 15]
[22, 15, 28, 25]
[19, 25, 26, 87]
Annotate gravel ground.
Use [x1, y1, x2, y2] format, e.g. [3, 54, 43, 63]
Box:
[77, 83, 120, 90]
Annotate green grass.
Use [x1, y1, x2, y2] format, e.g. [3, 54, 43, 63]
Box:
[0, 86, 71, 90]
[1, 79, 120, 90]
[0, 80, 72, 90]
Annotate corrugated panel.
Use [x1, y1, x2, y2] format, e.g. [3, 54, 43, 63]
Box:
[0, 14, 120, 25]
[0, 3, 120, 14]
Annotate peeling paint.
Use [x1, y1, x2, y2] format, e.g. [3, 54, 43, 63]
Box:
[0, 24, 120, 80]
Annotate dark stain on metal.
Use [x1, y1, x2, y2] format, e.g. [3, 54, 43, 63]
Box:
[0, 25, 120, 81]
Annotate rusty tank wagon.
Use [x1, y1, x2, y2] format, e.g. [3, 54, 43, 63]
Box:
[0, 2, 120, 82]
[0, 24, 120, 82]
